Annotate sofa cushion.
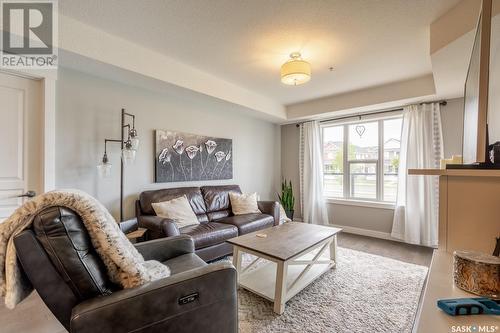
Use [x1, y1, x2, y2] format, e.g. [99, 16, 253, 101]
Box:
[201, 185, 241, 221]
[180, 222, 238, 249]
[139, 187, 209, 223]
[162, 253, 207, 275]
[229, 192, 261, 215]
[152, 196, 200, 229]
[32, 206, 117, 301]
[217, 213, 274, 235]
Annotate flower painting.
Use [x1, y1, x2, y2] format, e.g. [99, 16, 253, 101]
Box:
[155, 129, 233, 182]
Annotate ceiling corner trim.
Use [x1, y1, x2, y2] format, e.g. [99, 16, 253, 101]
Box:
[58, 15, 286, 121]
[429, 0, 500, 55]
[286, 74, 436, 120]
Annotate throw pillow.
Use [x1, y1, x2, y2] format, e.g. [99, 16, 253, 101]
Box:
[151, 195, 199, 229]
[279, 204, 292, 224]
[229, 192, 261, 215]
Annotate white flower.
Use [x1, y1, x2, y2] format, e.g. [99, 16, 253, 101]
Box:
[215, 151, 226, 162]
[158, 148, 171, 164]
[185, 145, 200, 160]
[172, 139, 184, 155]
[225, 151, 231, 161]
[205, 140, 217, 154]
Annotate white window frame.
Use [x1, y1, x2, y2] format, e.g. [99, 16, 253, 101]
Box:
[321, 112, 402, 207]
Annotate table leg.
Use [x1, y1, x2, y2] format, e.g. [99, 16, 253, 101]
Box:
[330, 235, 337, 266]
[233, 246, 243, 283]
[274, 260, 288, 315]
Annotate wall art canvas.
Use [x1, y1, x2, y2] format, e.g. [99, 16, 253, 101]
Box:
[155, 129, 233, 182]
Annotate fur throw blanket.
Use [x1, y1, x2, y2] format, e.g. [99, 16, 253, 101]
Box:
[0, 189, 170, 309]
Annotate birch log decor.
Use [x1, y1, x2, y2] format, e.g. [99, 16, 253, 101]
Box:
[453, 250, 500, 298]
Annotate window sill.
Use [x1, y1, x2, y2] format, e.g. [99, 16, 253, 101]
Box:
[325, 198, 395, 210]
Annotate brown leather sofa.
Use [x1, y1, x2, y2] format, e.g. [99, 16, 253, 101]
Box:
[136, 185, 279, 261]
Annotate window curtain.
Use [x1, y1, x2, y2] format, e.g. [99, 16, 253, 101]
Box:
[391, 103, 443, 247]
[299, 121, 329, 225]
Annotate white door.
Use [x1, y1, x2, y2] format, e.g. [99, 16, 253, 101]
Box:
[0, 72, 42, 221]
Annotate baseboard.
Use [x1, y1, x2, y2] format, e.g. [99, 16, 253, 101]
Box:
[330, 224, 400, 242]
[292, 220, 403, 243]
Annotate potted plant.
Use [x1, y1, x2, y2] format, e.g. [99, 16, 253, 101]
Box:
[278, 179, 295, 220]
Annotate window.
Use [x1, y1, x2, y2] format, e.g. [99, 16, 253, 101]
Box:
[322, 116, 402, 203]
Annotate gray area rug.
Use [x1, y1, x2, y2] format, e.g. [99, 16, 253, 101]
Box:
[233, 247, 428, 333]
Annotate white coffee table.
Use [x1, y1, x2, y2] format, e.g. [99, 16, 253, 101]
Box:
[227, 222, 341, 314]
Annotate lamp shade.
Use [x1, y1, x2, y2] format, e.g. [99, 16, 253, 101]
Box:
[281, 52, 311, 85]
[130, 136, 140, 150]
[129, 128, 139, 150]
[97, 152, 112, 178]
[97, 162, 112, 178]
[122, 148, 136, 165]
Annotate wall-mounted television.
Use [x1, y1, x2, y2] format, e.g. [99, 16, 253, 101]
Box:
[488, 0, 500, 153]
[462, 0, 492, 165]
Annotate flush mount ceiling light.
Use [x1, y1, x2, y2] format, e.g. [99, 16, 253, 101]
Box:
[280, 52, 311, 86]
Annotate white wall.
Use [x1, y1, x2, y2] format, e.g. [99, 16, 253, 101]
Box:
[56, 68, 281, 220]
[286, 75, 436, 120]
[281, 97, 464, 235]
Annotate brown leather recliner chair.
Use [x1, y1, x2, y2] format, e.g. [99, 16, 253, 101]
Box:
[13, 206, 237, 333]
[136, 185, 280, 262]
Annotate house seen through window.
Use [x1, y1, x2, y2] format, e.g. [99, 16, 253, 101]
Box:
[322, 116, 403, 203]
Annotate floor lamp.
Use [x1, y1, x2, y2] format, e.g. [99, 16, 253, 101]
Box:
[97, 108, 139, 222]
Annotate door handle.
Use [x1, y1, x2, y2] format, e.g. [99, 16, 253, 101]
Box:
[17, 191, 36, 198]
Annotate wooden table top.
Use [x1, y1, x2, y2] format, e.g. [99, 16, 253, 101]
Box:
[227, 222, 342, 261]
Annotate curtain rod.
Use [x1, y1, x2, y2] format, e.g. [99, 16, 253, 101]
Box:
[294, 100, 447, 127]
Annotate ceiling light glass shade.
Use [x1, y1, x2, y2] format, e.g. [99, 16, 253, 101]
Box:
[97, 161, 112, 178]
[280, 52, 311, 86]
[122, 147, 136, 165]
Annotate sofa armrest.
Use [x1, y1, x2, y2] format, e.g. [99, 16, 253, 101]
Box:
[138, 215, 180, 238]
[134, 235, 194, 262]
[258, 201, 280, 226]
[70, 262, 237, 333]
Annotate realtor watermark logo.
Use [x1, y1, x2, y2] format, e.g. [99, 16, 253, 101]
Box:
[1, 0, 57, 69]
[450, 325, 499, 333]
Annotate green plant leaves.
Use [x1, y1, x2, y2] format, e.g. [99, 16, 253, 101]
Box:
[278, 179, 295, 211]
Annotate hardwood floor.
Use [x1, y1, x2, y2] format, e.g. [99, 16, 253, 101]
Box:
[338, 232, 434, 267]
[0, 232, 433, 333]
[0, 291, 65, 333]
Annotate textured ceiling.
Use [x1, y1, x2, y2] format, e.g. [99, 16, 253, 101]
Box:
[59, 0, 461, 105]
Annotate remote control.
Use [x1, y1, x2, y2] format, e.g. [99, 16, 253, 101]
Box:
[437, 298, 500, 316]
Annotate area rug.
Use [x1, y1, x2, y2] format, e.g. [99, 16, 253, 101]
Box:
[233, 247, 428, 333]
